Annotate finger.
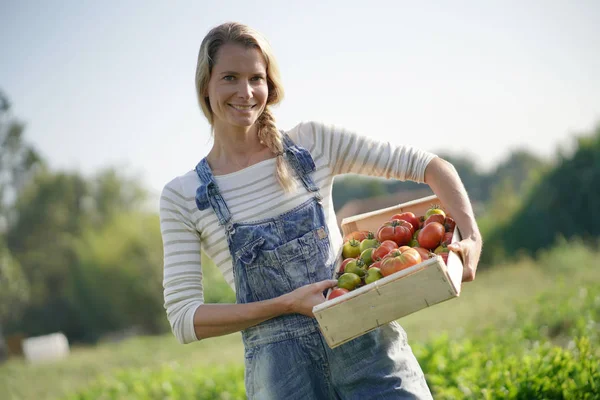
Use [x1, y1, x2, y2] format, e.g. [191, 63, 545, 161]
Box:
[448, 242, 465, 263]
[318, 279, 338, 289]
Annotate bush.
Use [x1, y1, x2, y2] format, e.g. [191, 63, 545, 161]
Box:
[65, 362, 245, 400]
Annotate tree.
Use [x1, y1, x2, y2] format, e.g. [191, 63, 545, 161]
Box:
[0, 240, 30, 362]
[0, 90, 41, 361]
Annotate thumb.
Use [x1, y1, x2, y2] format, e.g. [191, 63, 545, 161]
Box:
[447, 242, 461, 252]
[318, 279, 338, 289]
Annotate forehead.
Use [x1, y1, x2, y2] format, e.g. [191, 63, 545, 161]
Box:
[212, 42, 267, 74]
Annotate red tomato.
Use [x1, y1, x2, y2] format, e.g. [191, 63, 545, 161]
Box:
[376, 219, 413, 246]
[413, 246, 432, 261]
[424, 214, 445, 226]
[328, 287, 349, 300]
[369, 260, 382, 270]
[343, 230, 371, 242]
[398, 245, 412, 252]
[441, 232, 453, 246]
[391, 212, 420, 234]
[372, 245, 392, 262]
[444, 217, 456, 233]
[339, 258, 355, 274]
[380, 240, 399, 251]
[417, 222, 445, 250]
[379, 248, 422, 277]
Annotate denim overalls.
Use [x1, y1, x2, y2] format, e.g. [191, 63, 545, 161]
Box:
[194, 134, 433, 399]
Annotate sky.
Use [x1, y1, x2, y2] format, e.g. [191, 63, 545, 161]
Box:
[2, 1, 599, 203]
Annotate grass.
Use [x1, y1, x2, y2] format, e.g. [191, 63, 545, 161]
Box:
[1, 240, 598, 399]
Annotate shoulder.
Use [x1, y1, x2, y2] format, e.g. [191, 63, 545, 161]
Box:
[283, 120, 343, 149]
[160, 170, 200, 205]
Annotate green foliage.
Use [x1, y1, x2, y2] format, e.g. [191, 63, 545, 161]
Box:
[0, 240, 29, 322]
[68, 212, 168, 341]
[487, 124, 600, 261]
[202, 252, 236, 304]
[65, 363, 246, 400]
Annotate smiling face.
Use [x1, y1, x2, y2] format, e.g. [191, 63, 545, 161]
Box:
[206, 42, 268, 132]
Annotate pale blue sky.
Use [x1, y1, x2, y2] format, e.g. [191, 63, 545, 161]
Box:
[2, 1, 599, 202]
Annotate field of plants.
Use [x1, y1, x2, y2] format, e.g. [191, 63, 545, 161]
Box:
[1, 240, 598, 400]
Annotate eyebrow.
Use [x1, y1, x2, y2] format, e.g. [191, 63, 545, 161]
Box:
[219, 71, 266, 76]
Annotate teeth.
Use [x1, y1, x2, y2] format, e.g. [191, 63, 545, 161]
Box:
[230, 104, 253, 110]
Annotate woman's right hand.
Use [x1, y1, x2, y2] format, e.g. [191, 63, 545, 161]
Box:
[283, 279, 338, 318]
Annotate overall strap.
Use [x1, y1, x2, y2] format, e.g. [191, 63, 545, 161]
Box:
[281, 132, 322, 201]
[194, 158, 235, 234]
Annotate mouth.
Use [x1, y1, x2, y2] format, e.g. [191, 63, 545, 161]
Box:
[229, 104, 256, 112]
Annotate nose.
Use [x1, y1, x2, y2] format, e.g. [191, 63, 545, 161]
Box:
[237, 80, 252, 99]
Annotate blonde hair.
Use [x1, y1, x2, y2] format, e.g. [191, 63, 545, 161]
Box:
[195, 22, 295, 192]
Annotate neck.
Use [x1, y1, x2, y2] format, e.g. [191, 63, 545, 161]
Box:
[207, 123, 271, 174]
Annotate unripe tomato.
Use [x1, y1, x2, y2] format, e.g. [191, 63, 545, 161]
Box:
[339, 258, 355, 274]
[342, 239, 361, 259]
[359, 232, 380, 253]
[425, 205, 446, 219]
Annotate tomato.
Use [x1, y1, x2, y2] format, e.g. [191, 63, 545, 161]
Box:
[441, 232, 453, 246]
[413, 246, 432, 261]
[418, 215, 426, 229]
[409, 238, 419, 247]
[439, 253, 449, 264]
[444, 217, 456, 233]
[345, 258, 367, 277]
[391, 212, 419, 234]
[379, 248, 422, 277]
[342, 239, 361, 259]
[425, 205, 446, 219]
[398, 245, 412, 252]
[368, 260, 382, 270]
[380, 240, 399, 251]
[360, 248, 376, 267]
[376, 219, 413, 246]
[434, 244, 450, 254]
[371, 242, 396, 262]
[339, 258, 355, 274]
[359, 232, 380, 253]
[343, 230, 370, 242]
[417, 222, 445, 250]
[424, 214, 445, 226]
[328, 287, 349, 300]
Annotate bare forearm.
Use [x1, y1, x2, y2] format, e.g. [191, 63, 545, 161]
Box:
[193, 297, 292, 339]
[424, 157, 481, 240]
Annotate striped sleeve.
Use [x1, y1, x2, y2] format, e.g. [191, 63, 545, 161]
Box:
[305, 121, 437, 183]
[159, 178, 203, 344]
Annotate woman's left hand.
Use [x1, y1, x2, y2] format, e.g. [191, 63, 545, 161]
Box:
[447, 235, 482, 282]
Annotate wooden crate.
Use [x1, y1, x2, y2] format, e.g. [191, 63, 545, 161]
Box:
[313, 195, 463, 349]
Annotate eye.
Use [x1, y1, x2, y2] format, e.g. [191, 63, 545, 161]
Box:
[223, 75, 235, 81]
[251, 75, 265, 82]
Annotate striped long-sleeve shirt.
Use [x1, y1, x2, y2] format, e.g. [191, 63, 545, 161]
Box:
[159, 120, 437, 344]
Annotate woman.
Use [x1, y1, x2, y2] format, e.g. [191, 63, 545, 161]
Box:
[160, 21, 482, 399]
